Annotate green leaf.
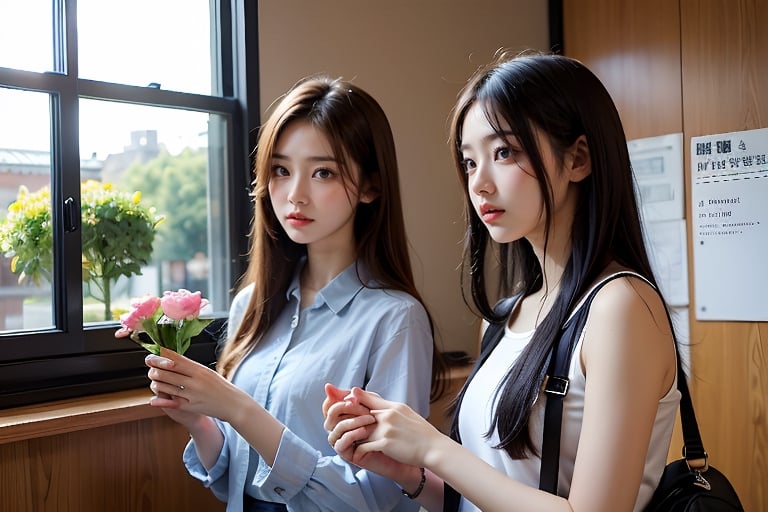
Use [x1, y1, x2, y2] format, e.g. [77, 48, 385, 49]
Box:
[174, 317, 213, 355]
[129, 330, 161, 355]
[176, 317, 214, 341]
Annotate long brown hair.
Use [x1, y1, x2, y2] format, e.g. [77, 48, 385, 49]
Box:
[217, 75, 445, 399]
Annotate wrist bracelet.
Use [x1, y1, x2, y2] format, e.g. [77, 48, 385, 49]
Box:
[401, 467, 426, 499]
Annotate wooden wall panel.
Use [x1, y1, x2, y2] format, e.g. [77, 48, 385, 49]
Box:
[563, 0, 683, 140]
[0, 416, 225, 512]
[681, 1, 768, 510]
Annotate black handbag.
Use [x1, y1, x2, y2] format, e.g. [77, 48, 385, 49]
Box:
[540, 273, 745, 511]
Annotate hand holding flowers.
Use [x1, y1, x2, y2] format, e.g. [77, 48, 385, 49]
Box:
[115, 288, 212, 355]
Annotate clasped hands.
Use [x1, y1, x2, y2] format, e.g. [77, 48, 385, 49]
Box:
[322, 383, 439, 480]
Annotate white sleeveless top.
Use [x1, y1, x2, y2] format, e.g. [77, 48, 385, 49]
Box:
[457, 273, 681, 511]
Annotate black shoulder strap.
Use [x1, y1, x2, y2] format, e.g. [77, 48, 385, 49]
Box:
[538, 304, 587, 494]
[676, 352, 706, 465]
[539, 271, 648, 494]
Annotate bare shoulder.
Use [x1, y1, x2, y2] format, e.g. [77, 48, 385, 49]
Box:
[588, 272, 670, 333]
[581, 269, 676, 396]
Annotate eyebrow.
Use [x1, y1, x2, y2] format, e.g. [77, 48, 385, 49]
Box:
[459, 130, 516, 152]
[272, 152, 338, 163]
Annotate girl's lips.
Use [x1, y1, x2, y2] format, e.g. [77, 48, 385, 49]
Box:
[479, 204, 504, 222]
[287, 212, 313, 226]
[482, 211, 504, 222]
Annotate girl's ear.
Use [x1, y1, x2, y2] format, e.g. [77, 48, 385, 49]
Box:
[359, 172, 381, 204]
[566, 135, 592, 183]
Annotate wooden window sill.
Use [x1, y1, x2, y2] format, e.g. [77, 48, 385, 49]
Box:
[1, 364, 475, 446]
[0, 388, 162, 445]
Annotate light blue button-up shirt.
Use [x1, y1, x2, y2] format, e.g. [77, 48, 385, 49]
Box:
[183, 260, 433, 512]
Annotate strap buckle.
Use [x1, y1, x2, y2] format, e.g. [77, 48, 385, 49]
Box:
[543, 375, 569, 396]
[682, 447, 709, 472]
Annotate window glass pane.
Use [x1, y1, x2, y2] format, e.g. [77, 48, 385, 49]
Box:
[0, 2, 54, 72]
[77, 0, 215, 95]
[0, 88, 55, 332]
[79, 99, 229, 324]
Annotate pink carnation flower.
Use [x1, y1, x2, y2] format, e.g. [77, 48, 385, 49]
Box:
[160, 289, 208, 321]
[116, 294, 161, 337]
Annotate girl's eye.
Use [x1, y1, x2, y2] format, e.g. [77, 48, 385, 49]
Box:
[272, 165, 289, 177]
[496, 143, 524, 162]
[313, 168, 335, 179]
[461, 158, 477, 173]
[494, 146, 511, 160]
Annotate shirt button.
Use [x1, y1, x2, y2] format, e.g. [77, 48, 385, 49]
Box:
[290, 315, 298, 328]
[274, 487, 285, 496]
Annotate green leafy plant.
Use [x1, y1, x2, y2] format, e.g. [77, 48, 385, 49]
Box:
[0, 180, 164, 320]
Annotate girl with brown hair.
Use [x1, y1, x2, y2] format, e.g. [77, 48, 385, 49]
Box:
[145, 75, 442, 512]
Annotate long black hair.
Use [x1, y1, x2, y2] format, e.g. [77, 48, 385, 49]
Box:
[448, 50, 658, 458]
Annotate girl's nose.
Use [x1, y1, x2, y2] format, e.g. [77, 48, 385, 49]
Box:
[469, 161, 494, 196]
[287, 179, 308, 205]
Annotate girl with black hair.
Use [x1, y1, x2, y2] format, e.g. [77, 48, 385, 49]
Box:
[324, 51, 680, 512]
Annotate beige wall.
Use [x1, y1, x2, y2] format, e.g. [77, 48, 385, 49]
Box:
[258, 1, 550, 354]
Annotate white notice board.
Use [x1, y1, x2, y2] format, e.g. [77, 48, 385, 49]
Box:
[691, 127, 768, 321]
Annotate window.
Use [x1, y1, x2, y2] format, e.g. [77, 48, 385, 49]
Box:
[0, 0, 258, 408]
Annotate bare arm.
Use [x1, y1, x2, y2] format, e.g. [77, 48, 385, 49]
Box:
[567, 277, 676, 510]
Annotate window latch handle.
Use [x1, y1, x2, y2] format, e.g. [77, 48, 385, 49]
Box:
[64, 197, 80, 232]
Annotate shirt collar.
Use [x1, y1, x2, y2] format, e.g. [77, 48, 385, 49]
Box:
[286, 258, 370, 314]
